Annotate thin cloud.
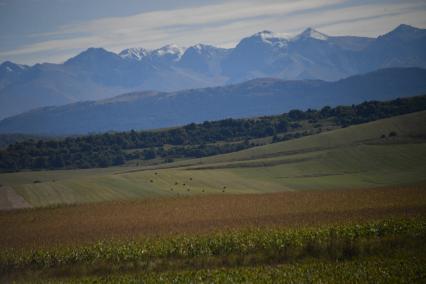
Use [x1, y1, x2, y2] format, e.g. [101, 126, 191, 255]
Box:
[1, 0, 425, 64]
[0, 0, 345, 62]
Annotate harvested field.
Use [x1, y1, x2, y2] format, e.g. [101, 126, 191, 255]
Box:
[1, 186, 425, 249]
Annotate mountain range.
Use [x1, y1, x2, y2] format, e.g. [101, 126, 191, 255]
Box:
[1, 67, 425, 135]
[0, 24, 426, 119]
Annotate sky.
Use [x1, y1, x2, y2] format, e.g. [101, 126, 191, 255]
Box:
[0, 0, 425, 65]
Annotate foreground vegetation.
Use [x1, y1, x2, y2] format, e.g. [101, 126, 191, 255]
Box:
[1, 95, 425, 171]
[73, 256, 426, 283]
[1, 218, 425, 282]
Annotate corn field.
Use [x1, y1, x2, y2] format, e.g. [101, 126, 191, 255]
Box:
[1, 218, 425, 282]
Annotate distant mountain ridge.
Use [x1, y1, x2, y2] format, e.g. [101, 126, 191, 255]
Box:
[0, 24, 426, 119]
[1, 67, 425, 135]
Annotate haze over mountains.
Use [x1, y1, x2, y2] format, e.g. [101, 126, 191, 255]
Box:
[1, 67, 425, 135]
[1, 24, 426, 120]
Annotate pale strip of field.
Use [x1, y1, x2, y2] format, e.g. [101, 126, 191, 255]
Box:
[0, 186, 31, 210]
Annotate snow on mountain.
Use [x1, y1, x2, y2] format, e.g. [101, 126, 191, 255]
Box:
[0, 61, 28, 72]
[119, 47, 149, 61]
[0, 61, 30, 91]
[222, 30, 290, 81]
[253, 30, 289, 47]
[119, 44, 186, 62]
[191, 44, 216, 54]
[240, 30, 289, 49]
[192, 43, 206, 51]
[183, 43, 228, 58]
[178, 44, 229, 75]
[152, 44, 186, 61]
[293, 27, 329, 41]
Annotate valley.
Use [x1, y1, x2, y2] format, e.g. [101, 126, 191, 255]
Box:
[1, 13, 426, 282]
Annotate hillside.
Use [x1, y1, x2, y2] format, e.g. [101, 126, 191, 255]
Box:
[1, 95, 425, 172]
[172, 109, 426, 167]
[1, 111, 425, 208]
[1, 67, 426, 135]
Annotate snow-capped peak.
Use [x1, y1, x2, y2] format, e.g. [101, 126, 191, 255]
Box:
[119, 47, 149, 61]
[256, 30, 278, 42]
[193, 43, 208, 51]
[153, 44, 186, 58]
[294, 28, 328, 41]
[189, 43, 217, 53]
[243, 30, 289, 48]
[254, 30, 287, 42]
[0, 61, 28, 72]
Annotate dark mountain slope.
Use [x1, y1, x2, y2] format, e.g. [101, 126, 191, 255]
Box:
[1, 67, 425, 135]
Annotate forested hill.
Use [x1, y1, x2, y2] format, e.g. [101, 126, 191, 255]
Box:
[0, 95, 425, 172]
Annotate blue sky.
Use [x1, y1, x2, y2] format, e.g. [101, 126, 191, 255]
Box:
[1, 0, 425, 65]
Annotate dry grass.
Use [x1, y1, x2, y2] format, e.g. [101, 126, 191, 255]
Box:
[1, 186, 426, 249]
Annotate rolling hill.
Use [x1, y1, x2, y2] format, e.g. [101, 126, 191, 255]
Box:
[1, 110, 425, 208]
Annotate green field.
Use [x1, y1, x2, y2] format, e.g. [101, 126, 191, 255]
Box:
[1, 111, 426, 207]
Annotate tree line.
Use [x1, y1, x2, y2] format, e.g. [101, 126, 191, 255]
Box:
[0, 95, 425, 172]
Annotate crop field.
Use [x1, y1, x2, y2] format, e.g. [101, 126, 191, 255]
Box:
[73, 256, 426, 284]
[1, 111, 425, 208]
[1, 218, 425, 282]
[1, 185, 425, 282]
[1, 185, 425, 249]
